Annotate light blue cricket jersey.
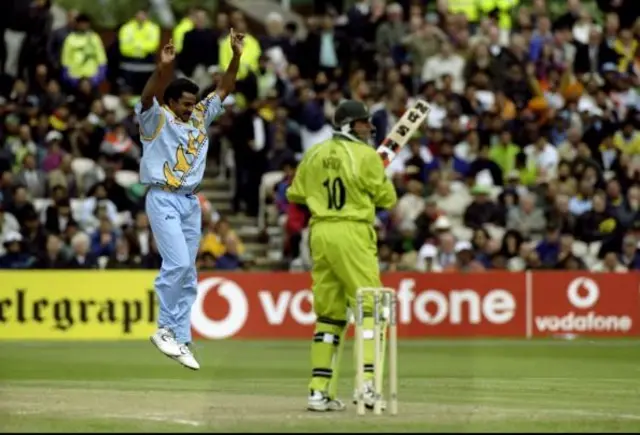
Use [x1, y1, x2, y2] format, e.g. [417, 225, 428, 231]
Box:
[135, 93, 223, 193]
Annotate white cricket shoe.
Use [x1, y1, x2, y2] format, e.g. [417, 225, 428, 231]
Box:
[150, 327, 182, 357]
[353, 381, 387, 411]
[172, 344, 200, 370]
[307, 390, 346, 412]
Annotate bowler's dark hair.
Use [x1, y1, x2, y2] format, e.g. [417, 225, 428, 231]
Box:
[163, 79, 200, 105]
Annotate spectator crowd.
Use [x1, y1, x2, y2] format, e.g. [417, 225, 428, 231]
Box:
[1, 0, 639, 273]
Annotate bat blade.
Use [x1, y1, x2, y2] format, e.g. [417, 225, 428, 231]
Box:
[377, 99, 431, 167]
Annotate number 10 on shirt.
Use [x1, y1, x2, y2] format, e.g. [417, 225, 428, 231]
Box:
[323, 177, 346, 210]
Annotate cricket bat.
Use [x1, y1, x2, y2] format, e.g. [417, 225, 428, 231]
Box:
[376, 99, 432, 167]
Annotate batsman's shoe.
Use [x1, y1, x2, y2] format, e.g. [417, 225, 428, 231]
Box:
[327, 398, 346, 411]
[172, 344, 200, 370]
[353, 382, 387, 411]
[150, 327, 182, 357]
[307, 390, 346, 412]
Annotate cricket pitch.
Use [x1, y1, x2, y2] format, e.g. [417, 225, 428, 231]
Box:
[1, 340, 639, 432]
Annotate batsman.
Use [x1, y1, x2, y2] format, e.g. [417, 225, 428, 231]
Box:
[286, 100, 397, 412]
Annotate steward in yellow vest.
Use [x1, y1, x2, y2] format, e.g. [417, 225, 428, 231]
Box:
[118, 10, 161, 94]
[60, 14, 107, 89]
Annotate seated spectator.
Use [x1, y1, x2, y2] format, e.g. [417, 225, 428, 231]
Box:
[620, 234, 640, 269]
[48, 154, 80, 197]
[471, 227, 496, 268]
[569, 178, 596, 216]
[426, 140, 469, 181]
[395, 179, 425, 229]
[422, 41, 465, 92]
[489, 130, 520, 178]
[432, 232, 457, 270]
[45, 197, 77, 236]
[378, 243, 399, 272]
[34, 234, 70, 269]
[0, 232, 35, 269]
[555, 233, 586, 270]
[200, 217, 245, 258]
[141, 238, 162, 269]
[99, 124, 140, 171]
[41, 131, 67, 173]
[106, 237, 140, 269]
[591, 250, 628, 272]
[91, 218, 118, 258]
[536, 225, 561, 266]
[464, 184, 504, 229]
[215, 237, 243, 270]
[557, 127, 582, 162]
[512, 152, 538, 187]
[15, 154, 47, 199]
[67, 231, 98, 269]
[428, 179, 471, 225]
[21, 208, 47, 257]
[415, 243, 442, 272]
[507, 192, 547, 239]
[614, 118, 640, 156]
[454, 130, 481, 164]
[389, 220, 418, 255]
[500, 229, 524, 259]
[79, 183, 119, 231]
[6, 186, 36, 223]
[525, 134, 560, 181]
[402, 139, 429, 182]
[6, 125, 38, 173]
[468, 144, 504, 186]
[124, 211, 152, 258]
[412, 198, 441, 246]
[0, 204, 20, 255]
[547, 193, 578, 234]
[449, 240, 486, 272]
[609, 180, 636, 227]
[197, 252, 218, 270]
[575, 191, 619, 243]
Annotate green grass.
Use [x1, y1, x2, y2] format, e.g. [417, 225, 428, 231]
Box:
[1, 339, 640, 432]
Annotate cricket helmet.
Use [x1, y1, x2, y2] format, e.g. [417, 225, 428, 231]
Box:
[333, 100, 370, 130]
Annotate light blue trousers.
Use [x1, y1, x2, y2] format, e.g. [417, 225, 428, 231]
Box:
[146, 189, 201, 344]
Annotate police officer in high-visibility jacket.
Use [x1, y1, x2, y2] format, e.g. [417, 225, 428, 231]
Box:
[447, 0, 480, 26]
[118, 10, 161, 94]
[218, 14, 261, 83]
[60, 13, 107, 90]
[172, 8, 198, 55]
[478, 0, 519, 31]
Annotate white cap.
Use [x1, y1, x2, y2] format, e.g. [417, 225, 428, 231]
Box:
[419, 243, 438, 258]
[433, 215, 451, 230]
[454, 240, 473, 253]
[45, 130, 63, 143]
[3, 231, 23, 244]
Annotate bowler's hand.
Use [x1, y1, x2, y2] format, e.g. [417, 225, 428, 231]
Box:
[230, 28, 245, 56]
[160, 40, 176, 65]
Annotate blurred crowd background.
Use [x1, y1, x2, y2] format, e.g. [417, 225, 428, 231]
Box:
[0, 0, 639, 273]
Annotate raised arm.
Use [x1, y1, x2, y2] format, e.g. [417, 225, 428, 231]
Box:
[215, 28, 244, 103]
[140, 40, 176, 112]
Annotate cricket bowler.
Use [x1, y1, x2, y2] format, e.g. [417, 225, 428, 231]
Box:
[136, 30, 244, 370]
[286, 100, 398, 411]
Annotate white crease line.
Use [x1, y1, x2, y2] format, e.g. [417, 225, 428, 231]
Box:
[12, 409, 203, 427]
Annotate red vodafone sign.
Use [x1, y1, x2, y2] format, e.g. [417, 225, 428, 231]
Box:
[190, 272, 539, 339]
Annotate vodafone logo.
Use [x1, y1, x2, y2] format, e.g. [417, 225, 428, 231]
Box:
[566, 277, 599, 309]
[535, 276, 633, 333]
[191, 277, 249, 339]
[396, 279, 516, 325]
